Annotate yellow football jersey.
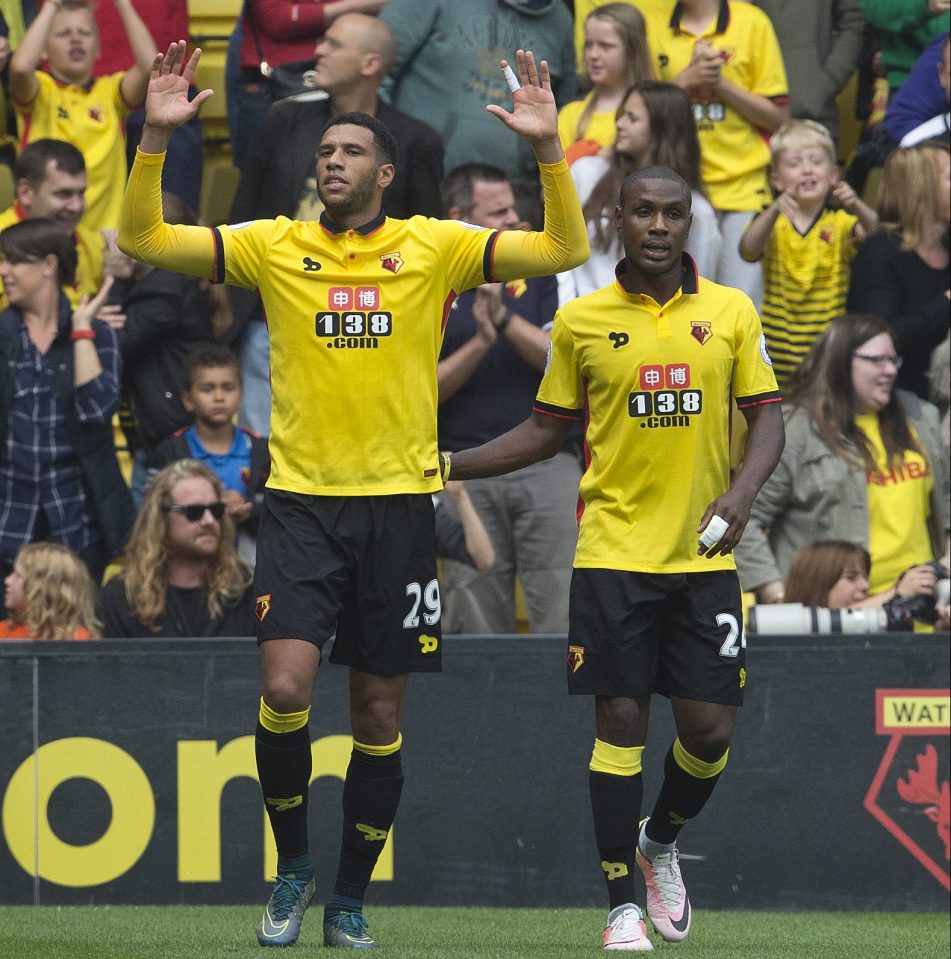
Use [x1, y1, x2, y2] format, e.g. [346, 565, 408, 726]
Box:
[858, 413, 934, 594]
[646, 1, 788, 211]
[536, 257, 780, 573]
[758, 207, 858, 386]
[217, 213, 495, 496]
[14, 72, 131, 231]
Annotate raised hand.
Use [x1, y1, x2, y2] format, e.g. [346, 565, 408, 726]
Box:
[831, 180, 859, 212]
[72, 276, 116, 333]
[486, 50, 560, 159]
[145, 41, 213, 132]
[774, 190, 801, 220]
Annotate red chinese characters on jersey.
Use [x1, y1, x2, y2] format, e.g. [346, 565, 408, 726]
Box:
[355, 287, 380, 310]
[639, 364, 691, 389]
[328, 287, 381, 310]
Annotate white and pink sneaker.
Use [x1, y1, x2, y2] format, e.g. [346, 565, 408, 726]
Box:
[602, 904, 654, 952]
[637, 826, 692, 942]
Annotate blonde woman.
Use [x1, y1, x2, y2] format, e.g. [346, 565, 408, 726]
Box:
[847, 140, 951, 400]
[96, 460, 255, 637]
[1, 542, 99, 640]
[557, 2, 653, 165]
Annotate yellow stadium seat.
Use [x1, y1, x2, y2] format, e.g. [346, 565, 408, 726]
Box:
[199, 159, 240, 226]
[0, 163, 13, 212]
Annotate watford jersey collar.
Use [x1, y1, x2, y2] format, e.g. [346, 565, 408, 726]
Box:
[318, 209, 386, 236]
[670, 0, 729, 34]
[614, 253, 700, 296]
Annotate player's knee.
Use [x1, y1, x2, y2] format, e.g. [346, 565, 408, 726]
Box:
[597, 697, 646, 744]
[261, 674, 311, 714]
[351, 697, 401, 745]
[678, 721, 734, 763]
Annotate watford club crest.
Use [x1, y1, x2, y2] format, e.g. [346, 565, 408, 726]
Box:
[864, 688, 950, 891]
[567, 645, 585, 673]
[88, 106, 104, 124]
[380, 251, 404, 274]
[255, 593, 272, 622]
[690, 321, 712, 345]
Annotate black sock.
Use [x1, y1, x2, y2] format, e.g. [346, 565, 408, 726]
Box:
[589, 769, 642, 910]
[333, 747, 404, 900]
[647, 742, 725, 845]
[255, 721, 313, 861]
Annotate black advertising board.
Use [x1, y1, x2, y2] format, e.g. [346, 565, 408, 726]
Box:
[0, 634, 947, 909]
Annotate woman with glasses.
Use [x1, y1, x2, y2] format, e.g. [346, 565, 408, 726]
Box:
[735, 314, 950, 611]
[0, 218, 134, 586]
[847, 140, 950, 401]
[96, 459, 255, 637]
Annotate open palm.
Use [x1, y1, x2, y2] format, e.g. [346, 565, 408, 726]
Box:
[486, 50, 557, 144]
[145, 41, 213, 130]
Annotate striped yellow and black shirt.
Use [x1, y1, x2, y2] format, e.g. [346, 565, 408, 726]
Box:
[757, 206, 858, 386]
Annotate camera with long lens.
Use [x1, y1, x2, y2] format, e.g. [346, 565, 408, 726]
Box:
[748, 562, 950, 635]
[747, 603, 891, 635]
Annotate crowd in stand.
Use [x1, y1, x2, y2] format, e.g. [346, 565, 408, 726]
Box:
[0, 0, 947, 640]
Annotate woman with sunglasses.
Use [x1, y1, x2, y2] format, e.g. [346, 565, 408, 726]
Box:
[0, 218, 134, 586]
[96, 459, 255, 637]
[735, 314, 950, 613]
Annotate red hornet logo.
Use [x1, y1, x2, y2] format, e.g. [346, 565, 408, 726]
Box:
[897, 746, 951, 862]
[864, 688, 950, 891]
[820, 229, 832, 245]
[380, 252, 404, 274]
[88, 107, 104, 123]
[690, 321, 712, 345]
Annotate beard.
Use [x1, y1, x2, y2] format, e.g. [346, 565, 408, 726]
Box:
[319, 172, 379, 219]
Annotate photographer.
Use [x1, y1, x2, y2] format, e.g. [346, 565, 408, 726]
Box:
[783, 540, 950, 631]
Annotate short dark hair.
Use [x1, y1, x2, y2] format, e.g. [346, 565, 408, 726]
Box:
[320, 112, 398, 168]
[182, 344, 242, 391]
[14, 138, 86, 188]
[0, 218, 77, 287]
[619, 165, 692, 209]
[440, 163, 509, 216]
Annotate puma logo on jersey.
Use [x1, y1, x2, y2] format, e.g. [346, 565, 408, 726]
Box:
[418, 634, 438, 654]
[302, 257, 322, 271]
[609, 331, 629, 349]
[266, 795, 303, 813]
[356, 823, 388, 842]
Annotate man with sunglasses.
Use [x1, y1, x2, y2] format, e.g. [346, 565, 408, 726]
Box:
[97, 460, 255, 638]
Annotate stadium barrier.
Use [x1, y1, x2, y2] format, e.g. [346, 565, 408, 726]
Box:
[0, 633, 947, 908]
